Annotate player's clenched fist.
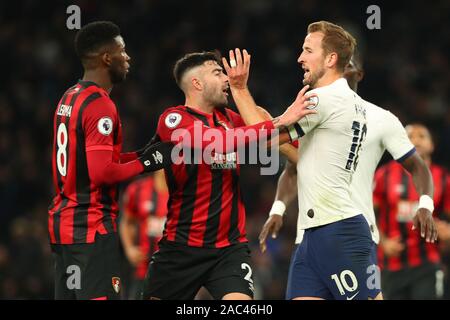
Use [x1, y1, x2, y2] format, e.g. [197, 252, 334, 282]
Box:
[138, 142, 173, 172]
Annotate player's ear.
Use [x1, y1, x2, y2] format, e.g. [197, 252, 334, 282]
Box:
[191, 77, 203, 91]
[101, 52, 112, 67]
[356, 70, 364, 82]
[326, 52, 338, 69]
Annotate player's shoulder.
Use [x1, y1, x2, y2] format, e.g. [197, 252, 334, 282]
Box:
[81, 86, 115, 110]
[363, 99, 401, 126]
[308, 79, 351, 110]
[158, 105, 195, 130]
[430, 163, 448, 175]
[220, 107, 241, 120]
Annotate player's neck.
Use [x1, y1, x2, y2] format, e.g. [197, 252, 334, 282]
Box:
[423, 156, 432, 167]
[184, 96, 215, 114]
[315, 70, 342, 88]
[82, 70, 113, 93]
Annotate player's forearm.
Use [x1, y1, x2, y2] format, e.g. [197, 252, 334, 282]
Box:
[279, 144, 299, 163]
[119, 215, 137, 250]
[275, 161, 298, 205]
[401, 153, 434, 197]
[87, 150, 143, 186]
[231, 87, 266, 125]
[175, 120, 275, 153]
[230, 89, 298, 161]
[120, 151, 139, 163]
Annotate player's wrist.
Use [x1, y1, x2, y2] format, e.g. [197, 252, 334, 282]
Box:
[418, 195, 434, 214]
[269, 200, 286, 216]
[230, 84, 249, 91]
[287, 125, 299, 142]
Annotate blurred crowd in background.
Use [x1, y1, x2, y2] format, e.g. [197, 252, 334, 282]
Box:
[0, 0, 448, 299]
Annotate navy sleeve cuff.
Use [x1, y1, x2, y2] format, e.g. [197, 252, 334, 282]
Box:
[396, 147, 416, 163]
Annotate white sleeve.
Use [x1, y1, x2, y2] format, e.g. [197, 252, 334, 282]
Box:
[383, 112, 415, 161]
[292, 91, 328, 137]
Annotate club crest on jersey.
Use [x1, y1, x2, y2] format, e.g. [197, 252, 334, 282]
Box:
[112, 277, 121, 294]
[165, 113, 182, 128]
[97, 117, 113, 136]
[307, 96, 319, 109]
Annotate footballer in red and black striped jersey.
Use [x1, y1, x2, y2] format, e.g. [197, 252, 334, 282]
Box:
[49, 21, 172, 300]
[141, 51, 280, 300]
[374, 124, 450, 299]
[120, 171, 169, 299]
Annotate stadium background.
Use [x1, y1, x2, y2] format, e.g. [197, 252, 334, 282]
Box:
[0, 0, 448, 299]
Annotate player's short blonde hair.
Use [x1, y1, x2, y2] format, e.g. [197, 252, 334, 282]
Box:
[307, 21, 356, 72]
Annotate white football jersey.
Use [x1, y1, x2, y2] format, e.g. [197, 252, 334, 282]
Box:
[294, 98, 415, 244]
[294, 78, 367, 230]
[347, 101, 415, 244]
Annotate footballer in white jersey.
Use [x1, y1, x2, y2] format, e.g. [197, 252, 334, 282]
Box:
[293, 98, 415, 245]
[294, 77, 367, 229]
[260, 48, 435, 300]
[281, 22, 379, 301]
[349, 101, 415, 244]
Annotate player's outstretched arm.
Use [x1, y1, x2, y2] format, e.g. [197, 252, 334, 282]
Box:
[259, 160, 298, 253]
[401, 152, 438, 242]
[87, 142, 173, 186]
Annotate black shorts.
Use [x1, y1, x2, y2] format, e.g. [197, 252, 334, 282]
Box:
[141, 241, 254, 300]
[381, 263, 443, 300]
[51, 233, 122, 300]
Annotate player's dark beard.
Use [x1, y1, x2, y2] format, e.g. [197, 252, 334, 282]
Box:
[109, 62, 126, 84]
[211, 92, 228, 108]
[205, 86, 228, 108]
[307, 67, 325, 89]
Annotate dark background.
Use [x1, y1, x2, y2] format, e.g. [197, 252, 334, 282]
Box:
[0, 0, 448, 299]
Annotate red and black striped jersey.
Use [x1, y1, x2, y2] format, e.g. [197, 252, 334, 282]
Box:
[155, 105, 273, 248]
[374, 160, 450, 271]
[49, 80, 123, 244]
[122, 175, 169, 280]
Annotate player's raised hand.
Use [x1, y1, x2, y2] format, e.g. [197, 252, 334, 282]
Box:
[259, 215, 283, 253]
[275, 85, 318, 128]
[412, 208, 438, 243]
[222, 48, 251, 90]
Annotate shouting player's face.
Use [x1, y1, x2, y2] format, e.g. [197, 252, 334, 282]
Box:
[108, 36, 131, 84]
[298, 32, 326, 88]
[201, 60, 229, 108]
[406, 125, 434, 159]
